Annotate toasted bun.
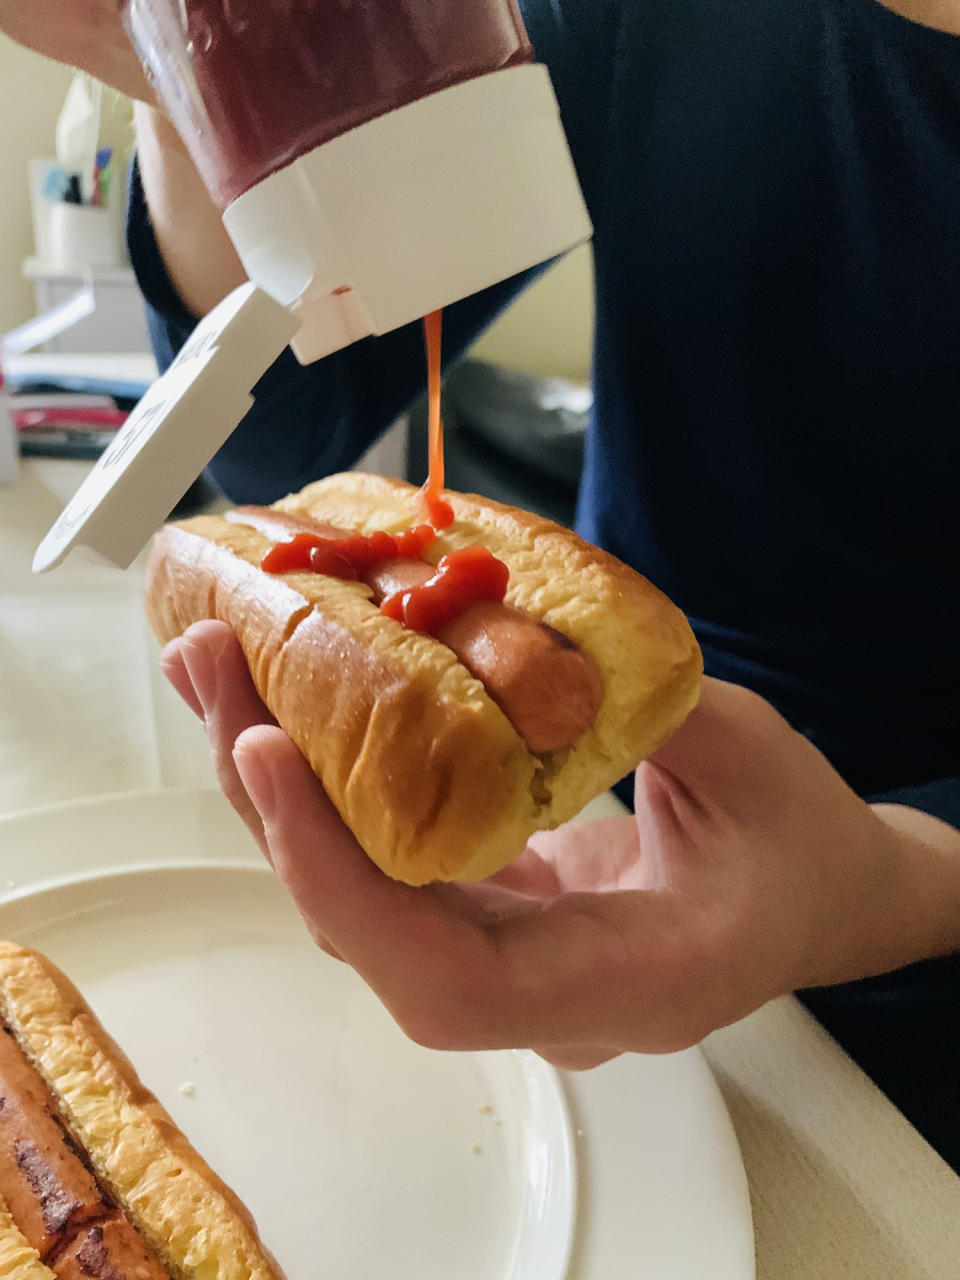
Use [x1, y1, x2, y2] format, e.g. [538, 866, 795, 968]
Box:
[0, 942, 284, 1280]
[145, 473, 702, 884]
[0, 1196, 53, 1279]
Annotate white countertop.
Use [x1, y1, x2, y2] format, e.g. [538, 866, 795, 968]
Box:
[23, 258, 139, 286]
[0, 457, 214, 812]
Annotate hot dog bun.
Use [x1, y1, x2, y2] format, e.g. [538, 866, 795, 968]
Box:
[0, 942, 284, 1280]
[145, 472, 702, 885]
[0, 1197, 52, 1279]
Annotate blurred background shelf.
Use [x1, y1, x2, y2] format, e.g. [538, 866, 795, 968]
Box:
[4, 351, 157, 401]
[21, 259, 152, 355]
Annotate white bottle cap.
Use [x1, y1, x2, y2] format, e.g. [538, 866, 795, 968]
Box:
[222, 64, 592, 364]
[34, 65, 590, 574]
[33, 283, 298, 573]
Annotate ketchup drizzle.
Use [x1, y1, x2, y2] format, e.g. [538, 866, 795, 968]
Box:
[259, 309, 512, 638]
[381, 546, 509, 633]
[419, 309, 454, 530]
[260, 526, 435, 578]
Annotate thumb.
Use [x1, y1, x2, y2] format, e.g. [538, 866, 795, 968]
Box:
[643, 675, 794, 801]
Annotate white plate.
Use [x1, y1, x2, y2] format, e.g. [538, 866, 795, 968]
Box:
[0, 790, 755, 1279]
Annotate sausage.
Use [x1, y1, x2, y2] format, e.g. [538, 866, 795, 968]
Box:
[361, 556, 432, 601]
[230, 509, 604, 753]
[0, 942, 283, 1279]
[149, 471, 705, 884]
[0, 1028, 169, 1277]
[226, 507, 344, 543]
[51, 1217, 169, 1280]
[366, 559, 604, 754]
[0, 1026, 105, 1258]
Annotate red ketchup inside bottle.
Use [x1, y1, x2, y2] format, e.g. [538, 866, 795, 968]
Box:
[125, 0, 532, 210]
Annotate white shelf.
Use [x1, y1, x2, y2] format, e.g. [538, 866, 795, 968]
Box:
[5, 352, 157, 396]
[23, 257, 136, 286]
[20, 258, 153, 357]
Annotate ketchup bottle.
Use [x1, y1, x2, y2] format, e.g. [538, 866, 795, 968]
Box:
[123, 0, 591, 363]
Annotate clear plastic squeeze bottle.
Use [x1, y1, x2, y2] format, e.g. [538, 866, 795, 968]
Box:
[124, 0, 592, 362]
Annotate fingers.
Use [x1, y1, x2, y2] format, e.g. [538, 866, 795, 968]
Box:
[232, 724, 494, 1027]
[165, 628, 346, 960]
[163, 621, 277, 856]
[646, 676, 798, 797]
[647, 676, 765, 779]
[484, 846, 563, 898]
[533, 1046, 619, 1072]
[161, 627, 728, 1057]
[231, 726, 708, 1053]
[639, 677, 826, 847]
[161, 642, 204, 720]
[527, 817, 648, 892]
[0, 11, 154, 103]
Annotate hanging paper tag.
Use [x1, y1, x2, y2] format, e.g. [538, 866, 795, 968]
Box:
[33, 284, 299, 573]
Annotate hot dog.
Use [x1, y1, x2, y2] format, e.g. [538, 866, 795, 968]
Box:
[0, 1024, 107, 1261]
[0, 942, 284, 1280]
[225, 505, 606, 755]
[145, 472, 703, 885]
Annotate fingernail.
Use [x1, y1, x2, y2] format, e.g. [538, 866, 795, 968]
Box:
[180, 640, 218, 718]
[234, 745, 276, 819]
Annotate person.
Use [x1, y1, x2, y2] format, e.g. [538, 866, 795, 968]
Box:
[4, 0, 959, 1171]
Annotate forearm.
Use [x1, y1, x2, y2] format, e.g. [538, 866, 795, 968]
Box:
[133, 103, 246, 319]
[814, 801, 960, 991]
[783, 761, 960, 994]
[876, 1, 960, 36]
[871, 803, 960, 964]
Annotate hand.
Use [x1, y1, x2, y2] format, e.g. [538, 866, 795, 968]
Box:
[163, 620, 924, 1068]
[0, 1, 152, 100]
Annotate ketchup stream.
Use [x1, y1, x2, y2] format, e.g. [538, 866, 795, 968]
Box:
[420, 309, 454, 530]
[259, 308, 510, 636]
[243, 316, 604, 751]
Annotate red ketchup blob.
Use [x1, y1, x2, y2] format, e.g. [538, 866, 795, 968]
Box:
[259, 310, 509, 638]
[380, 546, 509, 634]
[260, 526, 436, 578]
[261, 529, 510, 637]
